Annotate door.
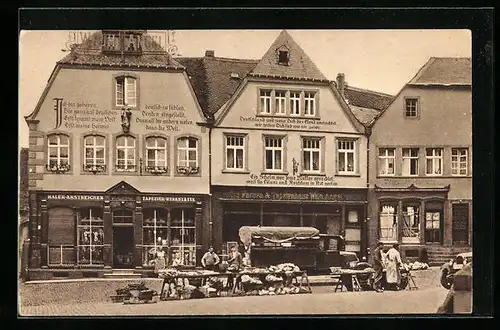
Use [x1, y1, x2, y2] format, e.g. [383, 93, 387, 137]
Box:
[113, 226, 134, 268]
[452, 204, 469, 245]
[424, 210, 443, 244]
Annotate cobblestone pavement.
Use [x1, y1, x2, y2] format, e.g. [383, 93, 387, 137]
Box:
[19, 286, 449, 316]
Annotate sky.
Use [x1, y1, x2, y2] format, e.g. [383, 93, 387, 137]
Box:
[18, 29, 471, 148]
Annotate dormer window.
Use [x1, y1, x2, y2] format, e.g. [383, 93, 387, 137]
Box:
[102, 31, 143, 54]
[278, 50, 289, 65]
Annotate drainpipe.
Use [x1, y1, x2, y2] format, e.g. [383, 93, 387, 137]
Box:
[365, 125, 372, 261]
[208, 121, 213, 249]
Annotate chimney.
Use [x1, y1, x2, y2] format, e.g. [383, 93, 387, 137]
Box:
[336, 73, 345, 97]
[205, 50, 215, 57]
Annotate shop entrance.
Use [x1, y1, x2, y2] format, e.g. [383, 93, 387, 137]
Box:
[112, 226, 134, 268]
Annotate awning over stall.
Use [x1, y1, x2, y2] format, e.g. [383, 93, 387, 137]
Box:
[239, 226, 320, 246]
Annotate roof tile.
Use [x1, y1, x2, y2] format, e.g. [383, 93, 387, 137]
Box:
[409, 57, 471, 85]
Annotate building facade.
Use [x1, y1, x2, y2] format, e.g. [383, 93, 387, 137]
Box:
[24, 30, 211, 280]
[367, 57, 472, 264]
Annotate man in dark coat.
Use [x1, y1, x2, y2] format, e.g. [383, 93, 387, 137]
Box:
[372, 242, 385, 293]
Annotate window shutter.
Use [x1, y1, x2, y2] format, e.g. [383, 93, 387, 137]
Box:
[48, 207, 75, 245]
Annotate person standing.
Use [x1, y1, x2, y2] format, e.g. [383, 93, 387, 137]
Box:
[371, 242, 385, 293]
[153, 245, 166, 276]
[228, 246, 243, 271]
[385, 243, 403, 290]
[201, 246, 220, 271]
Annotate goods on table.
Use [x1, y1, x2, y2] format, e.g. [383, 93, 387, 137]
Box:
[157, 268, 179, 278]
[112, 282, 158, 304]
[273, 263, 301, 272]
[265, 274, 284, 282]
[406, 261, 429, 270]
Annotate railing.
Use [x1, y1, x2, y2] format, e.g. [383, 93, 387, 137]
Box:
[47, 245, 76, 266]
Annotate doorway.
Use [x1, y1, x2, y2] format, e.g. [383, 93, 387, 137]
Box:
[452, 203, 469, 245]
[113, 226, 134, 268]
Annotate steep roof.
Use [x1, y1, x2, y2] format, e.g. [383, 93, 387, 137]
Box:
[58, 31, 185, 70]
[344, 86, 394, 111]
[408, 57, 471, 86]
[177, 56, 258, 116]
[249, 30, 328, 82]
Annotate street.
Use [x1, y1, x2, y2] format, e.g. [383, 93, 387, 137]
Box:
[19, 286, 448, 316]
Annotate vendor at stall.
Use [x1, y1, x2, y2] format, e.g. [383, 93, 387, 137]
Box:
[201, 247, 220, 271]
[228, 246, 243, 271]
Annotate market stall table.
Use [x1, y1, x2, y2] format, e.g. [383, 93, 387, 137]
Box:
[231, 270, 312, 295]
[330, 268, 375, 292]
[159, 271, 233, 300]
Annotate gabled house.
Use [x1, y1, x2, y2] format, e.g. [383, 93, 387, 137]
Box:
[181, 30, 380, 259]
[367, 57, 472, 265]
[23, 30, 211, 280]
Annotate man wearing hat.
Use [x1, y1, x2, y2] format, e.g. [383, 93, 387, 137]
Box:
[371, 241, 385, 293]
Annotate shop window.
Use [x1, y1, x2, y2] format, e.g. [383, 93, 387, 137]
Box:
[425, 202, 443, 244]
[402, 148, 419, 176]
[378, 148, 395, 176]
[177, 137, 199, 174]
[170, 208, 196, 266]
[379, 204, 398, 242]
[402, 203, 420, 243]
[451, 148, 468, 176]
[275, 91, 287, 115]
[116, 135, 136, 172]
[145, 136, 168, 174]
[347, 210, 359, 224]
[337, 139, 356, 174]
[302, 138, 322, 173]
[46, 134, 70, 173]
[264, 136, 284, 171]
[260, 90, 272, 114]
[83, 135, 106, 173]
[115, 76, 137, 107]
[426, 148, 443, 176]
[76, 208, 104, 265]
[304, 92, 316, 116]
[142, 208, 168, 267]
[225, 135, 246, 170]
[48, 207, 75, 265]
[290, 92, 301, 116]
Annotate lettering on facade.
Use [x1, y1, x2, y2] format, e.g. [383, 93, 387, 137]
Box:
[142, 196, 196, 202]
[137, 104, 193, 132]
[47, 194, 104, 201]
[246, 173, 338, 187]
[220, 190, 365, 202]
[240, 116, 337, 131]
[59, 99, 116, 130]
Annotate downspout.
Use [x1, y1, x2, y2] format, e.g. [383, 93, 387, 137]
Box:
[208, 120, 213, 248]
[364, 125, 372, 261]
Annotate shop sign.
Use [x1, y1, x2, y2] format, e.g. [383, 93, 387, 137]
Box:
[219, 191, 365, 202]
[142, 196, 196, 203]
[47, 194, 104, 201]
[246, 173, 338, 187]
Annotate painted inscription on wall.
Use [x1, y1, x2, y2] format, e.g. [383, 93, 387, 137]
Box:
[240, 116, 337, 130]
[245, 173, 338, 187]
[53, 99, 194, 132]
[219, 190, 366, 202]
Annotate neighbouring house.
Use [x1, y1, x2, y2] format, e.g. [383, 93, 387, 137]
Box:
[19, 147, 30, 278]
[24, 30, 211, 280]
[367, 57, 472, 265]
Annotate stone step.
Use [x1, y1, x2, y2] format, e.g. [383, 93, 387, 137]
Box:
[103, 273, 142, 279]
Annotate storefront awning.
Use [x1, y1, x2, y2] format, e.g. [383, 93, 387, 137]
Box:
[239, 226, 320, 246]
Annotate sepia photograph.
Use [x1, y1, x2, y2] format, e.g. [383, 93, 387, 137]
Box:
[18, 25, 476, 316]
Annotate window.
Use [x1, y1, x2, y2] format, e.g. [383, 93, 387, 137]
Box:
[264, 136, 284, 171]
[102, 31, 143, 54]
[290, 92, 301, 115]
[451, 148, 468, 176]
[405, 98, 418, 117]
[177, 137, 199, 174]
[379, 204, 398, 242]
[83, 135, 106, 172]
[142, 208, 168, 267]
[116, 135, 136, 172]
[77, 208, 104, 265]
[278, 50, 289, 65]
[47, 134, 70, 172]
[275, 91, 287, 115]
[226, 135, 245, 170]
[47, 207, 75, 265]
[402, 148, 419, 176]
[426, 148, 443, 175]
[402, 204, 420, 243]
[116, 76, 137, 107]
[337, 139, 356, 174]
[378, 148, 395, 176]
[304, 92, 316, 116]
[302, 138, 321, 173]
[145, 137, 168, 174]
[260, 90, 271, 114]
[171, 208, 196, 266]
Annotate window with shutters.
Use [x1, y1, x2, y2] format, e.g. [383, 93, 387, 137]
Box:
[113, 73, 140, 110]
[48, 207, 76, 265]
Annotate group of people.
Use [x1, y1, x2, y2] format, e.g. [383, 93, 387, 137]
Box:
[152, 245, 245, 275]
[371, 242, 403, 293]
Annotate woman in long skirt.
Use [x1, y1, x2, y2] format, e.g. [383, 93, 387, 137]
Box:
[154, 245, 166, 275]
[385, 243, 402, 290]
